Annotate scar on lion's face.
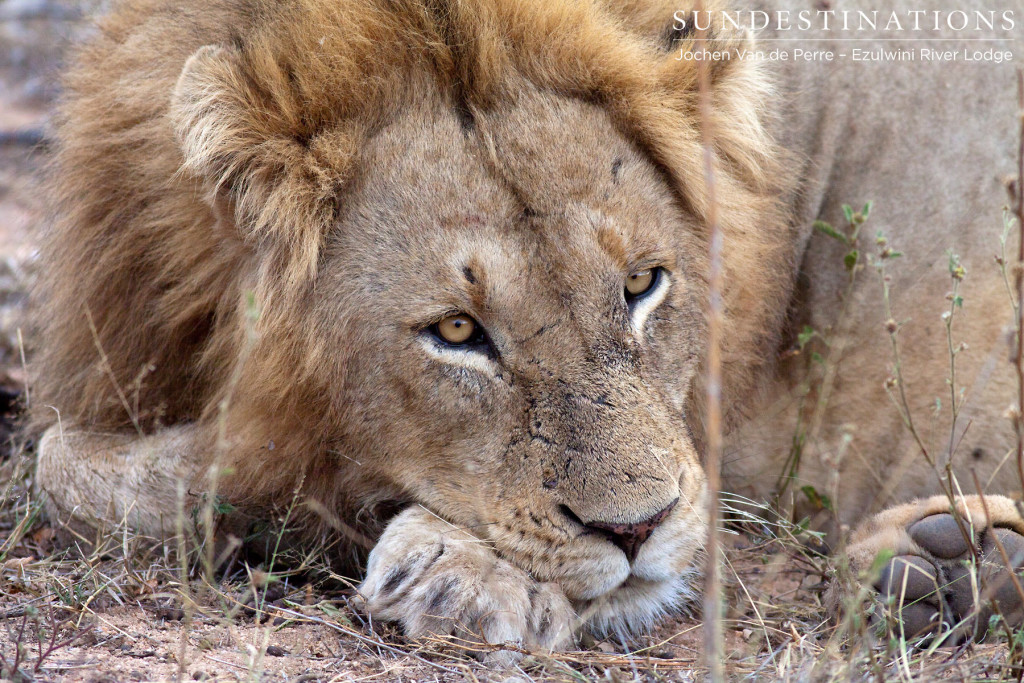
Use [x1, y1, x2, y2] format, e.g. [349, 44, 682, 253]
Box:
[310, 86, 708, 600]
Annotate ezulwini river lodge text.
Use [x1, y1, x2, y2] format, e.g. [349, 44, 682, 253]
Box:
[676, 46, 1014, 64]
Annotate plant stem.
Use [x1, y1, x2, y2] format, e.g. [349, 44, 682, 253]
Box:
[694, 3, 724, 679]
[1014, 69, 1024, 495]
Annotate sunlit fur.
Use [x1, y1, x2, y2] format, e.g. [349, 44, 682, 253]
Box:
[31, 0, 795, 635]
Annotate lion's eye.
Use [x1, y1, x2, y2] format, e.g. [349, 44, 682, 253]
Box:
[625, 268, 658, 299]
[432, 313, 481, 346]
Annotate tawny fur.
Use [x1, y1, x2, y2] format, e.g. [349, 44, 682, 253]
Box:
[32, 0, 1024, 650]
[32, 0, 793, 521]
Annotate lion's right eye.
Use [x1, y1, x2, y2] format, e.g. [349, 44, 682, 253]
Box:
[431, 313, 484, 346]
[625, 269, 655, 297]
[624, 267, 662, 303]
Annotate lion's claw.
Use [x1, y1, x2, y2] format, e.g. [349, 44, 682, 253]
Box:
[357, 508, 575, 664]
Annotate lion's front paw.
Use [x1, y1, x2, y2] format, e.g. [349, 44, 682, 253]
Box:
[843, 494, 1024, 642]
[357, 507, 576, 664]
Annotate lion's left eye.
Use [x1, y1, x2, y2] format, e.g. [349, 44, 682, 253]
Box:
[430, 313, 486, 347]
[624, 267, 660, 300]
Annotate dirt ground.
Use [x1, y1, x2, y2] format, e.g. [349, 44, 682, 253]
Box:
[0, 515, 831, 682]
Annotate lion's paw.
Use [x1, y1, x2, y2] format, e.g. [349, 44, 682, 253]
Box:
[357, 507, 576, 664]
[843, 494, 1024, 643]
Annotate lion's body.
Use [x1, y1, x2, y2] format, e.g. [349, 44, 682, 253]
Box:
[725, 3, 1022, 529]
[30, 0, 1024, 649]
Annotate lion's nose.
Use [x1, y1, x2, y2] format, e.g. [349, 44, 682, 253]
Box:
[580, 498, 679, 563]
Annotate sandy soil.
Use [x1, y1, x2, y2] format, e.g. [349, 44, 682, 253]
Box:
[0, 530, 826, 682]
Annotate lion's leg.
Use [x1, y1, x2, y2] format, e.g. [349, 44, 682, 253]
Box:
[357, 507, 576, 664]
[841, 495, 1024, 642]
[34, 423, 205, 543]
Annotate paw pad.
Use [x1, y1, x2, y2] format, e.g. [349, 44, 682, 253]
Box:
[875, 555, 947, 639]
[877, 513, 1024, 643]
[909, 514, 970, 559]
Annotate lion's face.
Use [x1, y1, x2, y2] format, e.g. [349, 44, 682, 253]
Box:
[314, 84, 708, 606]
[37, 0, 794, 641]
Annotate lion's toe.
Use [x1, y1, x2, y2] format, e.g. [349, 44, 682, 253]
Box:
[357, 508, 575, 663]
[908, 515, 1024, 638]
[954, 527, 1024, 634]
[908, 513, 972, 559]
[874, 554, 947, 640]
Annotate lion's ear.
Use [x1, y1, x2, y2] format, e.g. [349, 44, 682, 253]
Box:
[171, 45, 357, 284]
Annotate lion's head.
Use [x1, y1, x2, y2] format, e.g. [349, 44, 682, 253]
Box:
[280, 82, 714, 613]
[35, 0, 797, 629]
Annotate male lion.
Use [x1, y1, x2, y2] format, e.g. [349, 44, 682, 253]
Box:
[30, 0, 1024, 655]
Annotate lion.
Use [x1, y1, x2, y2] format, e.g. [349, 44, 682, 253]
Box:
[27, 0, 1024, 657]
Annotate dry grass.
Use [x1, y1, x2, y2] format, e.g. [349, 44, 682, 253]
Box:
[2, 460, 1024, 681]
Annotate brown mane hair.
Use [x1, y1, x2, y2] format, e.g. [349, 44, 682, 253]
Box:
[32, 0, 793, 510]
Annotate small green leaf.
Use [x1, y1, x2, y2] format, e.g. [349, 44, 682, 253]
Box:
[844, 250, 859, 271]
[800, 485, 820, 506]
[953, 295, 963, 308]
[867, 548, 896, 579]
[842, 204, 854, 224]
[801, 485, 834, 512]
[811, 351, 825, 366]
[813, 220, 848, 244]
[862, 201, 873, 218]
[797, 325, 816, 350]
[318, 602, 356, 629]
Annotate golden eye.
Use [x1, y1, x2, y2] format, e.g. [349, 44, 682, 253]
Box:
[625, 268, 655, 297]
[435, 314, 478, 345]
